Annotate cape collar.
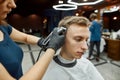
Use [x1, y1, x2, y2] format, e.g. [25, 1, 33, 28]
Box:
[53, 55, 77, 68]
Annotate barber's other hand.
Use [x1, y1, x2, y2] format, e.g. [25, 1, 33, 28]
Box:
[47, 28, 65, 52]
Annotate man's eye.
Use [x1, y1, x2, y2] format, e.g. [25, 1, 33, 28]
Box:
[75, 38, 82, 42]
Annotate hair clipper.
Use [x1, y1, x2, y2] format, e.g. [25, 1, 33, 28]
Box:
[41, 27, 66, 48]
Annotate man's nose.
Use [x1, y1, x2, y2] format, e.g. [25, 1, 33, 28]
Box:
[81, 41, 88, 51]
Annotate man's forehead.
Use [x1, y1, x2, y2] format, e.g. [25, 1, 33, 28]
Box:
[66, 26, 90, 36]
[67, 25, 89, 32]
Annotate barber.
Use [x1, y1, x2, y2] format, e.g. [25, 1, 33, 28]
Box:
[0, 0, 65, 80]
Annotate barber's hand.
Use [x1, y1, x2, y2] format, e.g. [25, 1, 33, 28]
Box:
[47, 28, 65, 52]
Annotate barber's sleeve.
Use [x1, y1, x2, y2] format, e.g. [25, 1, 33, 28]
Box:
[87, 62, 104, 80]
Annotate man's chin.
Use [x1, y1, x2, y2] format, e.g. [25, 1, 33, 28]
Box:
[75, 56, 82, 59]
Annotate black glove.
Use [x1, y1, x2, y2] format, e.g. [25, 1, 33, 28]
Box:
[47, 28, 65, 52]
[37, 37, 45, 48]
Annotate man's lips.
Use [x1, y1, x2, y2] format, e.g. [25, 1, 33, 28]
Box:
[76, 52, 84, 55]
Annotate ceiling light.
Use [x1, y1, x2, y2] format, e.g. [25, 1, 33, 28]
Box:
[83, 0, 88, 2]
[67, 0, 103, 6]
[94, 10, 98, 13]
[59, 0, 63, 4]
[53, 4, 77, 11]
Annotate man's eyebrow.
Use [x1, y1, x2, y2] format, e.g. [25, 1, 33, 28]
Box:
[74, 36, 84, 40]
[74, 36, 82, 38]
[75, 36, 89, 40]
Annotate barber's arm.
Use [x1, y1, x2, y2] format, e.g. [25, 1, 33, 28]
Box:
[0, 63, 16, 80]
[20, 27, 65, 80]
[20, 48, 55, 80]
[10, 27, 40, 45]
[0, 49, 54, 80]
[0, 27, 65, 80]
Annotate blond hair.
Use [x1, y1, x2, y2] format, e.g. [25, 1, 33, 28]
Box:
[89, 13, 97, 20]
[58, 16, 90, 28]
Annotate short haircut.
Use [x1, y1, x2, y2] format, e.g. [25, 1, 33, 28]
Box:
[89, 13, 97, 20]
[58, 16, 90, 28]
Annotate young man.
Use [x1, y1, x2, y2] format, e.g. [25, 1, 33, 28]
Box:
[42, 16, 104, 80]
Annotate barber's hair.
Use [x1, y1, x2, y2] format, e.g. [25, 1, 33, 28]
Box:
[58, 16, 90, 28]
[89, 13, 97, 20]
